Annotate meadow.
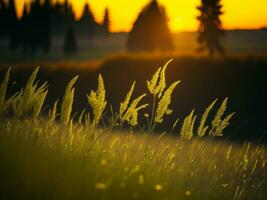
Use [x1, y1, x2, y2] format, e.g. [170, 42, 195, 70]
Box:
[0, 62, 266, 200]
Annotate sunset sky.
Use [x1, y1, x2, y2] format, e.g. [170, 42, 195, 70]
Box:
[15, 0, 267, 33]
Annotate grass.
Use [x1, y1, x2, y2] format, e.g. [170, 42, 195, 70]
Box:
[0, 61, 266, 199]
[0, 119, 266, 200]
[2, 54, 267, 141]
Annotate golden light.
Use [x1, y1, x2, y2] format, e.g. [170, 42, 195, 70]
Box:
[15, 0, 267, 33]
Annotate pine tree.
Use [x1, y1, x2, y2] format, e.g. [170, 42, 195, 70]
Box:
[8, 0, 19, 51]
[7, 0, 17, 34]
[21, 4, 30, 54]
[64, 0, 75, 26]
[64, 25, 77, 55]
[28, 0, 42, 53]
[78, 3, 96, 45]
[51, 2, 66, 36]
[42, 0, 52, 53]
[101, 8, 110, 35]
[127, 0, 174, 52]
[197, 0, 225, 57]
[0, 0, 8, 37]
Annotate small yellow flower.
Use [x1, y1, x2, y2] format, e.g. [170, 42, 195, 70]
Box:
[95, 182, 107, 190]
[100, 159, 107, 166]
[144, 113, 149, 118]
[185, 190, 191, 196]
[155, 184, 163, 191]
[138, 175, 144, 184]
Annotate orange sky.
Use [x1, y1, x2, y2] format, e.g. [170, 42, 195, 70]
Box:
[15, 0, 267, 32]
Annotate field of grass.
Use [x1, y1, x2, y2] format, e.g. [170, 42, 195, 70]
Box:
[0, 62, 266, 199]
[1, 119, 266, 200]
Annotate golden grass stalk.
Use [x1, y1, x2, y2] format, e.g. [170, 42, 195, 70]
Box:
[0, 67, 11, 115]
[87, 74, 107, 126]
[180, 110, 197, 140]
[147, 59, 173, 97]
[12, 67, 48, 118]
[60, 76, 78, 125]
[49, 100, 58, 123]
[209, 98, 235, 137]
[121, 94, 148, 127]
[119, 81, 136, 117]
[154, 81, 180, 123]
[197, 99, 218, 137]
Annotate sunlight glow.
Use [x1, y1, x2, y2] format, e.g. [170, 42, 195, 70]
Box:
[15, 0, 267, 32]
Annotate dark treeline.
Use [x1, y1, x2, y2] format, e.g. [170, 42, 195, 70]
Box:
[0, 0, 226, 57]
[0, 0, 110, 55]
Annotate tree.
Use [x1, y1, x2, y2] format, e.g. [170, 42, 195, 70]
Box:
[197, 0, 225, 57]
[78, 2, 96, 45]
[64, 25, 77, 55]
[64, 0, 75, 26]
[41, 0, 52, 53]
[127, 0, 174, 52]
[7, 0, 17, 33]
[21, 4, 30, 53]
[8, 0, 19, 50]
[0, 0, 8, 37]
[101, 8, 110, 35]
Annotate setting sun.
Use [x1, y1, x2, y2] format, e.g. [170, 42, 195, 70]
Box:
[15, 0, 267, 32]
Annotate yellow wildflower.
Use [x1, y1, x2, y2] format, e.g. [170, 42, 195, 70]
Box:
[95, 182, 107, 190]
[100, 159, 107, 166]
[155, 184, 163, 191]
[185, 190, 191, 196]
[138, 175, 144, 184]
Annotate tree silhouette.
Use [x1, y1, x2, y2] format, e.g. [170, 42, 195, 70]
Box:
[64, 0, 75, 26]
[127, 0, 174, 52]
[0, 0, 8, 37]
[78, 3, 96, 45]
[8, 0, 19, 50]
[41, 0, 52, 53]
[197, 0, 225, 57]
[7, 0, 17, 33]
[1, 0, 107, 54]
[101, 8, 110, 35]
[64, 25, 77, 55]
[21, 4, 30, 54]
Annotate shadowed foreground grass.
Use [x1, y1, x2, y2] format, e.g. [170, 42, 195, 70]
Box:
[0, 119, 266, 200]
[0, 61, 266, 199]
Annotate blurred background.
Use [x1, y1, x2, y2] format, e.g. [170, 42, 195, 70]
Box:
[0, 0, 267, 142]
